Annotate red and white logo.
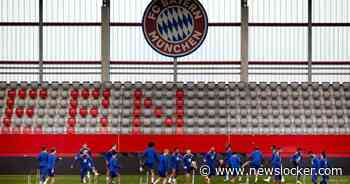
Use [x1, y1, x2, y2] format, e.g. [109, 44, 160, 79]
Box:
[142, 0, 208, 58]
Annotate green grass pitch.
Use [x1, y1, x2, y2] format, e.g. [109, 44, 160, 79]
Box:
[0, 175, 349, 184]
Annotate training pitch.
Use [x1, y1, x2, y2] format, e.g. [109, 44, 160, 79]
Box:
[0, 175, 349, 184]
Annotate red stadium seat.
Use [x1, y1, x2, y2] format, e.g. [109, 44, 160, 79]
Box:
[176, 118, 184, 127]
[5, 108, 13, 118]
[100, 117, 108, 127]
[92, 88, 100, 99]
[28, 88, 37, 99]
[176, 99, 184, 107]
[81, 88, 90, 99]
[39, 89, 48, 99]
[67, 127, 75, 134]
[164, 117, 173, 126]
[132, 118, 141, 127]
[25, 108, 34, 118]
[6, 98, 15, 108]
[144, 98, 152, 108]
[101, 99, 109, 108]
[102, 89, 110, 99]
[7, 89, 16, 99]
[79, 107, 88, 117]
[2, 117, 11, 127]
[176, 90, 184, 99]
[15, 108, 24, 118]
[154, 107, 163, 118]
[69, 108, 77, 117]
[18, 88, 26, 99]
[132, 127, 141, 134]
[176, 127, 184, 134]
[70, 99, 78, 108]
[70, 89, 79, 99]
[90, 107, 99, 117]
[176, 108, 184, 118]
[133, 89, 142, 99]
[134, 99, 142, 109]
[67, 118, 76, 127]
[133, 108, 141, 117]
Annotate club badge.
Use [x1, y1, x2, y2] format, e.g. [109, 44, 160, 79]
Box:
[142, 0, 208, 58]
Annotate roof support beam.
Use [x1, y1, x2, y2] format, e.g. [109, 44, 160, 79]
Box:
[240, 0, 249, 82]
[101, 0, 111, 82]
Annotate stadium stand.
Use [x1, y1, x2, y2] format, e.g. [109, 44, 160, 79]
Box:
[0, 81, 349, 135]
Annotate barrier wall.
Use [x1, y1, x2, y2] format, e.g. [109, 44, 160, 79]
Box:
[0, 134, 349, 157]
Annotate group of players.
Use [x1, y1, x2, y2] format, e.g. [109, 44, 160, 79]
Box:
[141, 142, 197, 184]
[37, 147, 61, 184]
[37, 142, 331, 184]
[37, 144, 120, 184]
[141, 143, 331, 184]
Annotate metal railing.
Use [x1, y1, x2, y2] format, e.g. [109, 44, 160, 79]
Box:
[0, 0, 349, 82]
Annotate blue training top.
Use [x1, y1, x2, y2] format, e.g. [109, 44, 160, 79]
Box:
[271, 153, 282, 168]
[183, 153, 194, 170]
[170, 153, 182, 170]
[311, 156, 320, 169]
[104, 150, 117, 162]
[108, 157, 120, 173]
[229, 154, 241, 169]
[204, 151, 217, 168]
[143, 147, 158, 165]
[319, 157, 329, 169]
[292, 152, 302, 163]
[76, 154, 94, 171]
[37, 151, 49, 168]
[250, 150, 263, 166]
[48, 154, 59, 169]
[158, 154, 169, 173]
[225, 149, 233, 164]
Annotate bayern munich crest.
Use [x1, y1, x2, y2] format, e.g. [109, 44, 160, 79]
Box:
[142, 0, 208, 58]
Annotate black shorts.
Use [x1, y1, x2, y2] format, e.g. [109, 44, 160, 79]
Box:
[109, 171, 119, 178]
[158, 170, 166, 178]
[144, 162, 155, 171]
[48, 168, 55, 177]
[184, 167, 194, 174]
[293, 162, 302, 168]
